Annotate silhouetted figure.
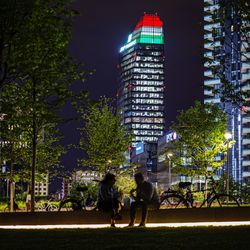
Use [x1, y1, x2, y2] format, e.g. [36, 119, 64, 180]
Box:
[97, 173, 121, 227]
[85, 194, 94, 207]
[127, 173, 160, 227]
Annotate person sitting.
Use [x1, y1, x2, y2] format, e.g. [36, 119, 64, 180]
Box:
[97, 173, 121, 227]
[127, 172, 160, 227]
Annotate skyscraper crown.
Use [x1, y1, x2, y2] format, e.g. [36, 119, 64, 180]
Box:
[120, 13, 164, 52]
[134, 13, 163, 30]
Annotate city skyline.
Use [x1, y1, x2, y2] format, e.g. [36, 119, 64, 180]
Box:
[68, 0, 203, 128]
[60, 0, 203, 172]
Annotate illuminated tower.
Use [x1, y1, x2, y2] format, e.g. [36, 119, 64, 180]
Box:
[204, 0, 250, 183]
[117, 13, 165, 144]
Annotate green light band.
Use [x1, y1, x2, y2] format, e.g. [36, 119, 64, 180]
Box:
[138, 34, 164, 44]
[120, 34, 164, 53]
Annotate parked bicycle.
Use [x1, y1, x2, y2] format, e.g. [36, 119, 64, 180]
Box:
[58, 186, 96, 211]
[160, 187, 189, 209]
[160, 178, 240, 208]
[36, 198, 58, 212]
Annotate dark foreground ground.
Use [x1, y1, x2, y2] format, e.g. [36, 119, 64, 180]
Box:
[0, 226, 250, 250]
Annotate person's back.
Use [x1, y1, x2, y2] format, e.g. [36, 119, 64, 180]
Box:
[137, 181, 159, 204]
[97, 173, 121, 227]
[98, 182, 113, 203]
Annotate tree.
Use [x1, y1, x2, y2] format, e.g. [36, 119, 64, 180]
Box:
[0, 90, 65, 211]
[207, 0, 250, 109]
[79, 97, 132, 174]
[115, 171, 136, 197]
[0, 0, 33, 89]
[219, 1, 250, 37]
[164, 102, 233, 186]
[0, 0, 85, 211]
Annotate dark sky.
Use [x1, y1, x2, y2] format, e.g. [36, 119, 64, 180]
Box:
[59, 0, 204, 176]
[69, 0, 204, 128]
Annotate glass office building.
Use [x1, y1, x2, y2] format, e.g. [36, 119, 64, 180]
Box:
[204, 0, 250, 183]
[117, 13, 165, 144]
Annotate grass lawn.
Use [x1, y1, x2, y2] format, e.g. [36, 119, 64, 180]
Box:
[0, 226, 249, 250]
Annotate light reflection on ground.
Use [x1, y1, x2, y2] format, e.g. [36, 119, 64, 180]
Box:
[1, 221, 250, 229]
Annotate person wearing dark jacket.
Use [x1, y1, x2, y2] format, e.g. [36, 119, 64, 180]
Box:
[127, 172, 160, 227]
[97, 173, 121, 227]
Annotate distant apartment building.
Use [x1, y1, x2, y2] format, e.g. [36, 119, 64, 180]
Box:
[204, 0, 250, 183]
[35, 175, 49, 196]
[131, 132, 181, 190]
[61, 169, 101, 198]
[117, 13, 165, 144]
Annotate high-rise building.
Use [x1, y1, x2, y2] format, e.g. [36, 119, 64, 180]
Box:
[204, 0, 250, 183]
[117, 13, 165, 144]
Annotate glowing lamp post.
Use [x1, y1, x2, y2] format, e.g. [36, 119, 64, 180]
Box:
[167, 153, 173, 188]
[224, 132, 232, 196]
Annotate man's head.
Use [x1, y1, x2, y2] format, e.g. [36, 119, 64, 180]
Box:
[102, 173, 116, 186]
[134, 172, 144, 186]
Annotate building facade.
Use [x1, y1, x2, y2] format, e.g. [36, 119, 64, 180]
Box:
[117, 13, 165, 144]
[61, 169, 101, 198]
[35, 175, 49, 196]
[204, 0, 250, 183]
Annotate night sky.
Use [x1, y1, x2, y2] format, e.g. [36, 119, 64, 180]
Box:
[60, 0, 204, 175]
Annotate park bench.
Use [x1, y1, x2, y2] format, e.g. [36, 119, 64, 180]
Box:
[0, 207, 250, 226]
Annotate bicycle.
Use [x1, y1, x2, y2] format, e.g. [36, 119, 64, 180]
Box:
[160, 178, 240, 208]
[36, 198, 58, 212]
[191, 178, 240, 208]
[58, 186, 96, 211]
[160, 186, 189, 209]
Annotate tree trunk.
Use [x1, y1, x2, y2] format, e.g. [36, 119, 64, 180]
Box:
[205, 176, 208, 207]
[31, 134, 37, 212]
[9, 159, 15, 212]
[31, 78, 37, 212]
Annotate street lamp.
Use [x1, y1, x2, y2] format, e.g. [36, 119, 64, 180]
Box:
[167, 153, 173, 188]
[224, 132, 232, 196]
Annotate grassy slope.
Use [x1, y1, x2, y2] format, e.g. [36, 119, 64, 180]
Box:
[0, 226, 249, 250]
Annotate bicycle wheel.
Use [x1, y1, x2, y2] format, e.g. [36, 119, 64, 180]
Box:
[4, 206, 10, 212]
[48, 204, 58, 212]
[36, 204, 45, 212]
[58, 199, 82, 212]
[208, 194, 240, 208]
[160, 194, 189, 209]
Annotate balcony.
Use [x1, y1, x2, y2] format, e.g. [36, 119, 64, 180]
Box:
[204, 51, 213, 57]
[242, 73, 250, 81]
[204, 4, 220, 13]
[204, 15, 213, 22]
[204, 78, 221, 85]
[243, 160, 250, 167]
[242, 149, 250, 156]
[204, 33, 213, 40]
[204, 22, 221, 31]
[204, 89, 214, 96]
[242, 128, 250, 134]
[204, 98, 221, 104]
[204, 60, 220, 67]
[204, 70, 213, 77]
[242, 171, 250, 177]
[242, 85, 250, 92]
[242, 139, 250, 145]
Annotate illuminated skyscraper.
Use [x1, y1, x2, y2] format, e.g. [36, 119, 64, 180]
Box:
[117, 13, 165, 144]
[204, 0, 250, 183]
